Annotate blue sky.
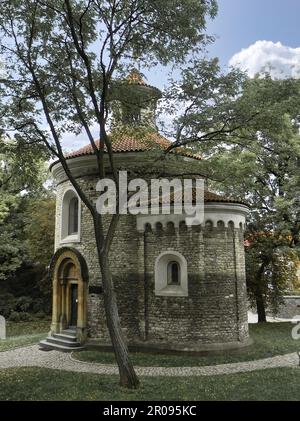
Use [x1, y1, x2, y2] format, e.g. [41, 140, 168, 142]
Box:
[144, 0, 300, 88]
[63, 1, 300, 149]
[207, 0, 300, 65]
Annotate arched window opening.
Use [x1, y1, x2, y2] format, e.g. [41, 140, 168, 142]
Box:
[228, 221, 235, 231]
[68, 197, 79, 235]
[145, 223, 152, 233]
[155, 222, 163, 232]
[167, 261, 180, 285]
[217, 220, 225, 229]
[61, 189, 80, 242]
[205, 220, 213, 230]
[179, 220, 187, 233]
[166, 221, 175, 233]
[154, 251, 188, 297]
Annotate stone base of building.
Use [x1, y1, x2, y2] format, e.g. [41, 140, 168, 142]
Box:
[85, 336, 253, 355]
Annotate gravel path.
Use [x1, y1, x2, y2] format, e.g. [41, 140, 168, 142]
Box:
[0, 345, 299, 377]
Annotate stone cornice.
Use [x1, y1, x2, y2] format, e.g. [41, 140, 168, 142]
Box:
[50, 152, 206, 185]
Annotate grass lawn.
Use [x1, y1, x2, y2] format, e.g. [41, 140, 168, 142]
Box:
[0, 366, 299, 401]
[0, 321, 299, 401]
[0, 320, 49, 352]
[74, 322, 300, 367]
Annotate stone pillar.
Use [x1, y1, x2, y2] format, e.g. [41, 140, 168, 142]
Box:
[137, 229, 147, 340]
[50, 276, 60, 334]
[59, 281, 67, 331]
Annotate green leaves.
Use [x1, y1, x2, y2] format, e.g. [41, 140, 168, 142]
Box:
[161, 58, 248, 148]
[0, 0, 218, 166]
[197, 75, 300, 310]
[24, 197, 55, 267]
[0, 135, 53, 281]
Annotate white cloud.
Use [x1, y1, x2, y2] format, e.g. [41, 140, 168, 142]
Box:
[229, 40, 300, 78]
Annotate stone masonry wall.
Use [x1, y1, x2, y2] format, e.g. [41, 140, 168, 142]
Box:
[55, 177, 141, 340]
[54, 176, 249, 346]
[274, 296, 300, 319]
[143, 226, 248, 344]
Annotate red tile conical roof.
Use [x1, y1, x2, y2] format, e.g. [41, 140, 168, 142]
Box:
[65, 131, 201, 161]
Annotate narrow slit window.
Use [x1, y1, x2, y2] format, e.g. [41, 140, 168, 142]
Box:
[167, 261, 180, 285]
[68, 197, 79, 235]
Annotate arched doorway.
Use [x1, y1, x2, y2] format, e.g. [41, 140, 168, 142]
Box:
[49, 248, 88, 344]
[61, 260, 78, 328]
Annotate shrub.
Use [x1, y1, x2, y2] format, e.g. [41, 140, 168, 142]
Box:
[8, 311, 22, 322]
[0, 293, 15, 318]
[34, 311, 48, 319]
[8, 311, 33, 322]
[14, 296, 33, 312]
[18, 312, 32, 321]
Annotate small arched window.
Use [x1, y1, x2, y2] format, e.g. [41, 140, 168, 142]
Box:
[155, 251, 188, 297]
[167, 261, 180, 285]
[61, 189, 80, 242]
[68, 197, 79, 235]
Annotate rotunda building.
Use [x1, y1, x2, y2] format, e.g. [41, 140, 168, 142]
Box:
[41, 73, 251, 352]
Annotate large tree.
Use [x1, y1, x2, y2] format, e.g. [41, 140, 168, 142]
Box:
[173, 75, 300, 321]
[0, 139, 54, 318]
[0, 0, 217, 388]
[0, 137, 49, 280]
[24, 196, 56, 269]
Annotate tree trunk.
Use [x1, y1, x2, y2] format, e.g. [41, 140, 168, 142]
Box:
[93, 217, 139, 389]
[256, 264, 267, 323]
[256, 288, 267, 323]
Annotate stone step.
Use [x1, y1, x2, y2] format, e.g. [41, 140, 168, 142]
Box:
[53, 333, 77, 342]
[64, 326, 76, 331]
[46, 336, 81, 348]
[39, 340, 85, 353]
[62, 329, 77, 337]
